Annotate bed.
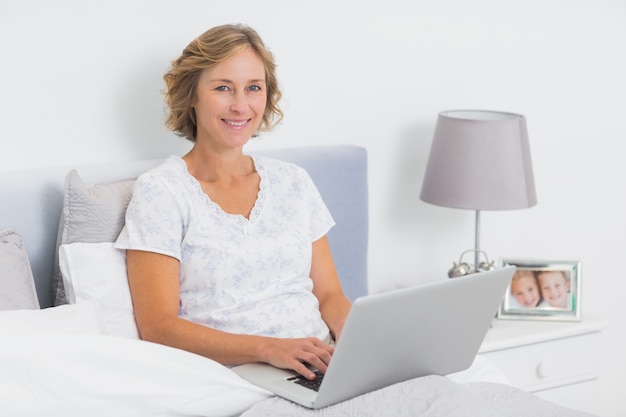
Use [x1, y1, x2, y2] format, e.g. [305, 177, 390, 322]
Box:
[0, 145, 594, 416]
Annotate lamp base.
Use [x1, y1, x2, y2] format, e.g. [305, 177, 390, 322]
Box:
[448, 249, 496, 278]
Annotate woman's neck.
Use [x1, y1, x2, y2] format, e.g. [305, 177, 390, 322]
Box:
[182, 144, 254, 183]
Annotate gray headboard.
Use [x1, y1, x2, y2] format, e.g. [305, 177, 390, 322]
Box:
[0, 145, 368, 308]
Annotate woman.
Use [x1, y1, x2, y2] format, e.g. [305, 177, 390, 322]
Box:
[115, 24, 351, 381]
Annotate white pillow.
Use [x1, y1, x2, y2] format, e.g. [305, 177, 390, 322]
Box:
[0, 302, 104, 335]
[53, 170, 135, 305]
[59, 242, 138, 339]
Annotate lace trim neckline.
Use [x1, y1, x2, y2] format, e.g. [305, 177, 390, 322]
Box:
[172, 155, 266, 225]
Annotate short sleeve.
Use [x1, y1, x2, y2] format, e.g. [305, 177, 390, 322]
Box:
[300, 168, 335, 242]
[115, 170, 185, 260]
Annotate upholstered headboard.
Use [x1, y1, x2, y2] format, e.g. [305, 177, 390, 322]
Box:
[0, 145, 368, 308]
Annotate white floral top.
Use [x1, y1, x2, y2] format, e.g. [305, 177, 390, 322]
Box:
[115, 155, 335, 340]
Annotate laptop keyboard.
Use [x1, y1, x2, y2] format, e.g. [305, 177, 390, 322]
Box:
[288, 370, 324, 392]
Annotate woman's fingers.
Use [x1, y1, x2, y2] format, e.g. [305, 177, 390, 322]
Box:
[269, 337, 335, 379]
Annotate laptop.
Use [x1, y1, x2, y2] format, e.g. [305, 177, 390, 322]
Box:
[232, 265, 515, 409]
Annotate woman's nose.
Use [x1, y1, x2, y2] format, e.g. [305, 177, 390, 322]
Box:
[230, 91, 248, 112]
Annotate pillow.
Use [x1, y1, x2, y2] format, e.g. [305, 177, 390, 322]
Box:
[53, 170, 135, 305]
[59, 242, 138, 339]
[0, 302, 103, 335]
[0, 227, 40, 310]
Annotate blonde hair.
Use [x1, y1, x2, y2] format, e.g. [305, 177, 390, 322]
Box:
[537, 270, 569, 284]
[510, 269, 538, 292]
[163, 24, 283, 142]
[512, 269, 536, 282]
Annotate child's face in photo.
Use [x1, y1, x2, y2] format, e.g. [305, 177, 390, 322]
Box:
[538, 271, 570, 308]
[511, 274, 541, 307]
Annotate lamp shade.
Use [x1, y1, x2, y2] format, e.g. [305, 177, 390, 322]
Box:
[420, 110, 537, 210]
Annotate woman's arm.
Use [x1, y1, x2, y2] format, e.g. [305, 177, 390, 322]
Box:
[126, 249, 333, 379]
[310, 236, 352, 341]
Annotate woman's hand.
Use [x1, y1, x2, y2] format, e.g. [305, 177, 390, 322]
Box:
[261, 337, 334, 380]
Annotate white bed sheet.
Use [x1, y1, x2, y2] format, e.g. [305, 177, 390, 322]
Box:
[241, 357, 595, 417]
[0, 324, 595, 417]
[0, 333, 271, 417]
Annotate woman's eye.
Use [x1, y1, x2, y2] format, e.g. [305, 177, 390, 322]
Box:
[216, 85, 229, 91]
[248, 85, 262, 92]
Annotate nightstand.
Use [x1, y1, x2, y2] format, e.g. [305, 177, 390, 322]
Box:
[478, 316, 606, 415]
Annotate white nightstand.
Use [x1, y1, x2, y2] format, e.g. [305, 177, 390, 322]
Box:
[478, 316, 606, 415]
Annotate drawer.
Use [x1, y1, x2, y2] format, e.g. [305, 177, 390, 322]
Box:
[534, 379, 601, 415]
[480, 331, 602, 392]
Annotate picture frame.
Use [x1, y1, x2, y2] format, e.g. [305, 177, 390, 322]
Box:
[497, 258, 582, 321]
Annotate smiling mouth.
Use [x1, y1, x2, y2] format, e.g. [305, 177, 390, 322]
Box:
[224, 119, 250, 127]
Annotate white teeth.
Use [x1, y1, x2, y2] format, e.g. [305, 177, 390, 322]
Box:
[225, 120, 247, 127]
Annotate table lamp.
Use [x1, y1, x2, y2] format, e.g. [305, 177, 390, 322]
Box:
[420, 110, 537, 277]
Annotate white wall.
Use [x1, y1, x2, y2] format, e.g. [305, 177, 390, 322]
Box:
[2, 0, 625, 414]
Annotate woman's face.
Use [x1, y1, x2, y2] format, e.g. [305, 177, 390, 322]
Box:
[193, 47, 267, 149]
[538, 271, 570, 308]
[511, 275, 540, 307]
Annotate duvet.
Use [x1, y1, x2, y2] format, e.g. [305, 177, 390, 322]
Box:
[0, 332, 594, 417]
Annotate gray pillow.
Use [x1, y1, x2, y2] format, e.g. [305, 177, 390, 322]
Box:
[0, 228, 40, 310]
[52, 170, 135, 305]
